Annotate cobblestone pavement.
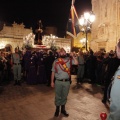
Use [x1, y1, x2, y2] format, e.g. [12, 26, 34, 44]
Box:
[0, 75, 109, 120]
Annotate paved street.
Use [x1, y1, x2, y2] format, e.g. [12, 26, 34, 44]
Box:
[0, 75, 109, 120]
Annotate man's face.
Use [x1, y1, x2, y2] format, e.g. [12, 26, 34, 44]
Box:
[59, 50, 66, 58]
[15, 49, 18, 53]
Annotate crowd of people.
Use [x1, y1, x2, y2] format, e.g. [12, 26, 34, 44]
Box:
[0, 47, 57, 86]
[0, 45, 120, 119]
[0, 47, 120, 95]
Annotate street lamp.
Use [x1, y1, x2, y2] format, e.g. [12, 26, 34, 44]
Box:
[79, 11, 95, 51]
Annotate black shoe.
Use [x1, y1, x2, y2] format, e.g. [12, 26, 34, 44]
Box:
[54, 106, 59, 117]
[61, 110, 69, 117]
[54, 111, 59, 117]
[61, 105, 69, 117]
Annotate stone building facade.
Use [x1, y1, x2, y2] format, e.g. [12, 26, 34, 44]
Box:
[0, 22, 71, 53]
[91, 0, 119, 52]
[0, 22, 33, 52]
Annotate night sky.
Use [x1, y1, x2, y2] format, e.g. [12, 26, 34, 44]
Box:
[0, 0, 92, 37]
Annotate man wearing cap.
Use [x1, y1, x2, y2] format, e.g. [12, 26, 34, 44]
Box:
[11, 48, 22, 86]
[107, 40, 120, 120]
[51, 48, 78, 117]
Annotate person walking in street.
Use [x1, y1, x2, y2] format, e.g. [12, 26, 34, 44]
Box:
[51, 48, 78, 117]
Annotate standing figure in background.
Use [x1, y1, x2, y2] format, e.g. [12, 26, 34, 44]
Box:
[77, 51, 85, 84]
[11, 48, 22, 86]
[37, 50, 47, 84]
[0, 52, 5, 86]
[51, 48, 78, 117]
[22, 49, 31, 81]
[102, 52, 120, 104]
[45, 50, 55, 86]
[86, 50, 96, 84]
[26, 51, 38, 85]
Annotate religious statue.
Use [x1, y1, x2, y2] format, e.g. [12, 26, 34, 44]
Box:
[35, 20, 43, 45]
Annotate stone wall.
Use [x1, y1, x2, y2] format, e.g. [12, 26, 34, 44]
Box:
[0, 22, 33, 52]
[91, 0, 119, 52]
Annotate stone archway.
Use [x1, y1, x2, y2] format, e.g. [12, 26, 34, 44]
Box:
[5, 44, 12, 52]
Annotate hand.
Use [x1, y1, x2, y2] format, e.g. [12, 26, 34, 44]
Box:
[3, 57, 7, 62]
[70, 52, 77, 57]
[70, 52, 74, 57]
[51, 82, 55, 88]
[2, 57, 5, 60]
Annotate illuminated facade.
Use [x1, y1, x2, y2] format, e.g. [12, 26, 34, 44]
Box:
[91, 0, 119, 52]
[0, 22, 32, 52]
[66, 31, 91, 51]
[0, 22, 71, 52]
[73, 32, 91, 48]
